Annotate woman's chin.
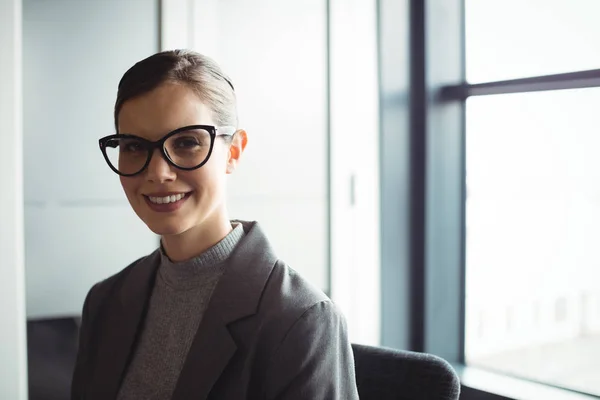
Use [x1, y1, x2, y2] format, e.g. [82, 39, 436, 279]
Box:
[144, 220, 190, 236]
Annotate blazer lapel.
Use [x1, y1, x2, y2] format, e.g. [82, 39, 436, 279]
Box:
[172, 221, 278, 400]
[88, 251, 160, 400]
[170, 304, 237, 400]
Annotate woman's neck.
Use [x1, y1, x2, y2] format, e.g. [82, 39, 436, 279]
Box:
[161, 213, 233, 263]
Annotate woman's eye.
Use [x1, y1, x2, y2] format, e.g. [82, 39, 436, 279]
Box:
[121, 141, 144, 153]
[175, 138, 201, 148]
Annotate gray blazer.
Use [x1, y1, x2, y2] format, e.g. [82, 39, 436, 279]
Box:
[71, 221, 359, 399]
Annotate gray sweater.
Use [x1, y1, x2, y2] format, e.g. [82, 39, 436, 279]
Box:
[116, 223, 245, 400]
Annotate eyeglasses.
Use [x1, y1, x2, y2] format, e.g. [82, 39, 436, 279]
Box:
[99, 125, 236, 176]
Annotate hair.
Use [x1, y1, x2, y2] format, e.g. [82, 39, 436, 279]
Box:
[114, 49, 238, 134]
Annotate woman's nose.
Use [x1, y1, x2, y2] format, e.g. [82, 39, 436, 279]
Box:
[145, 148, 176, 183]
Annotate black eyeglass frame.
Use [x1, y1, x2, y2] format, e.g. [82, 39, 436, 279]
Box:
[98, 124, 236, 177]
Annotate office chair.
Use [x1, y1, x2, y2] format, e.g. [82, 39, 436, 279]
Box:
[352, 343, 461, 400]
[27, 317, 80, 400]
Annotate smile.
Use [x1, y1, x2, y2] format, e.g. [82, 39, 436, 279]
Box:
[143, 192, 192, 213]
[148, 193, 186, 204]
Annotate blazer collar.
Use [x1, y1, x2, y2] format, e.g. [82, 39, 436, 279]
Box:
[89, 220, 277, 400]
[200, 220, 278, 323]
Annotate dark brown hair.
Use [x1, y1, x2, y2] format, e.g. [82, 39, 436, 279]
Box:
[114, 49, 238, 132]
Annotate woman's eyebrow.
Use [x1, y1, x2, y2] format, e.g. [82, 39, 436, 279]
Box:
[117, 131, 159, 140]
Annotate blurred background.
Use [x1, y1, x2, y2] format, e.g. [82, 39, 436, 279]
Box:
[2, 0, 600, 399]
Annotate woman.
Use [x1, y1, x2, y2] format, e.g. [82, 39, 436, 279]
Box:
[71, 50, 359, 400]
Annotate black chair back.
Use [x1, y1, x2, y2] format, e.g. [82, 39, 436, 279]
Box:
[27, 317, 80, 400]
[352, 343, 461, 400]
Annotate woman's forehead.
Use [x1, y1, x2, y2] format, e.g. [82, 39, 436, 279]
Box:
[117, 82, 214, 138]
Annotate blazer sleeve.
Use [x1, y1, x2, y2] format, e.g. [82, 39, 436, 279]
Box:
[71, 284, 97, 400]
[265, 300, 359, 400]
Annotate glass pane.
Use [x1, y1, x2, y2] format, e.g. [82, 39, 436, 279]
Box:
[466, 0, 600, 83]
[465, 88, 600, 396]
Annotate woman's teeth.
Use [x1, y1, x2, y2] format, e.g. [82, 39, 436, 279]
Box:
[148, 193, 185, 204]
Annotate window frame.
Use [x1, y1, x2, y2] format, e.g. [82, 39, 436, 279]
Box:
[378, 0, 600, 398]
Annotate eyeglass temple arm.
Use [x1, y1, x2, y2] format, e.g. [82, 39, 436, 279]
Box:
[217, 126, 237, 136]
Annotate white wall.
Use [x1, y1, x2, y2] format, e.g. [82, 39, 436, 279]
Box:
[23, 0, 160, 318]
[329, 0, 381, 345]
[216, 0, 330, 292]
[0, 0, 28, 397]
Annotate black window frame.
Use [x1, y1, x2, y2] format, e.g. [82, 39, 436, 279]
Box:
[378, 0, 600, 399]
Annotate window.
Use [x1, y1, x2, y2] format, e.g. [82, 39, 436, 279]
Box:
[464, 1, 600, 397]
[466, 0, 600, 83]
[378, 0, 600, 397]
[465, 88, 600, 396]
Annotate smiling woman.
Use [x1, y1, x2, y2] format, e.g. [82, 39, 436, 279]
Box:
[71, 50, 359, 400]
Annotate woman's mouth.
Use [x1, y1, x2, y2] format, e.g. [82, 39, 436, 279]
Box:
[143, 192, 191, 213]
[148, 193, 186, 204]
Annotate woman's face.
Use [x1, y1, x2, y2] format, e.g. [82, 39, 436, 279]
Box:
[117, 82, 244, 236]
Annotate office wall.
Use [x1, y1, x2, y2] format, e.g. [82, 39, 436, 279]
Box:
[329, 0, 380, 345]
[0, 0, 28, 397]
[23, 0, 160, 318]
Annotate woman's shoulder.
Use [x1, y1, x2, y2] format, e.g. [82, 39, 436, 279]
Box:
[243, 259, 348, 360]
[269, 260, 329, 302]
[258, 259, 338, 324]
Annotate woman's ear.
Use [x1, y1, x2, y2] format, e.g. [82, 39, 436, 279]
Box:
[226, 129, 248, 174]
